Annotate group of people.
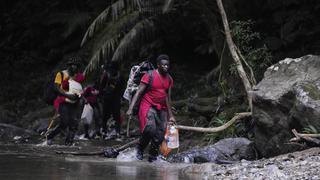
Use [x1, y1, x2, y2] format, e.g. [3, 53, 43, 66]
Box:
[46, 54, 175, 162]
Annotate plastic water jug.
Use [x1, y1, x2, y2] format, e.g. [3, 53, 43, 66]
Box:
[167, 125, 179, 149]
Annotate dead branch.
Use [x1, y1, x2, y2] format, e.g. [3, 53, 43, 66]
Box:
[55, 139, 139, 156]
[290, 129, 320, 146]
[176, 112, 251, 133]
[56, 150, 103, 156]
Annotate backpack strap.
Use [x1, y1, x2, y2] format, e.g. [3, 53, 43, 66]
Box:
[146, 70, 154, 91]
[60, 71, 64, 83]
[58, 71, 64, 88]
[168, 74, 173, 87]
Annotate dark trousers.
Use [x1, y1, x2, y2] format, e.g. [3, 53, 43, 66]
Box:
[102, 95, 121, 134]
[47, 103, 79, 145]
[138, 107, 167, 157]
[92, 103, 102, 132]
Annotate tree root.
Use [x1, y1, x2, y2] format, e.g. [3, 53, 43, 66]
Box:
[175, 112, 251, 133]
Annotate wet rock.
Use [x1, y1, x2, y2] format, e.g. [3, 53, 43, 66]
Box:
[0, 123, 38, 143]
[252, 55, 320, 157]
[168, 138, 257, 163]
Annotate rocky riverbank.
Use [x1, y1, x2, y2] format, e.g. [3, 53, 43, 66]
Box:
[183, 147, 320, 179]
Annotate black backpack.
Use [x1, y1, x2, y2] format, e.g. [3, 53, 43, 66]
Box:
[43, 71, 63, 105]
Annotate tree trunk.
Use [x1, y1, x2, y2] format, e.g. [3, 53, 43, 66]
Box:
[216, 0, 253, 109]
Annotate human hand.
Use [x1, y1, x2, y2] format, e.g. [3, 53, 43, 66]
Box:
[168, 116, 176, 125]
[66, 93, 78, 101]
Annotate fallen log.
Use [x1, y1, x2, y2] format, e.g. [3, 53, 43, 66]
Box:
[56, 139, 139, 157]
[176, 112, 251, 133]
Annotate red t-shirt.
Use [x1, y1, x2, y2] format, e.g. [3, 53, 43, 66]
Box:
[138, 70, 173, 132]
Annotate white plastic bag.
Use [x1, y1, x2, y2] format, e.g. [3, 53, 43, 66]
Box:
[81, 104, 93, 125]
[68, 79, 83, 96]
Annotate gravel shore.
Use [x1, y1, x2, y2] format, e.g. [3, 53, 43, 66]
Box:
[183, 147, 320, 180]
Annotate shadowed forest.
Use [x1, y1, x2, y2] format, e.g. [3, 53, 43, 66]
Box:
[1, 0, 320, 151]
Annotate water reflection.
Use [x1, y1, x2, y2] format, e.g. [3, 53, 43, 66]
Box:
[0, 154, 201, 180]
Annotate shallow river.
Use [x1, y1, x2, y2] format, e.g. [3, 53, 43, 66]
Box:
[0, 146, 202, 180]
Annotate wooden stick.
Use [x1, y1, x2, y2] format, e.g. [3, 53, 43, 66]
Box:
[176, 112, 251, 133]
[56, 151, 104, 156]
[291, 129, 320, 138]
[115, 138, 139, 151]
[127, 117, 131, 137]
[55, 139, 139, 155]
[291, 129, 320, 145]
[45, 114, 60, 137]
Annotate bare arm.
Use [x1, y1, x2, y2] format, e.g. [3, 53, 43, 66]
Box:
[99, 70, 107, 92]
[54, 83, 77, 100]
[126, 83, 147, 117]
[166, 87, 176, 123]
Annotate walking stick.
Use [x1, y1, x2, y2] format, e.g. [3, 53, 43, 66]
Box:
[126, 116, 132, 137]
[44, 113, 60, 137]
[55, 138, 139, 158]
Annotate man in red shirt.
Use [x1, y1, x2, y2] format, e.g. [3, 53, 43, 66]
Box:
[126, 54, 175, 162]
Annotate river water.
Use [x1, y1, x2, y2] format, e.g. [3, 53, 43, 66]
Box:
[0, 145, 202, 180]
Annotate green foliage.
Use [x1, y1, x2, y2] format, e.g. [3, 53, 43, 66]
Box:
[82, 0, 173, 76]
[231, 20, 273, 81]
[302, 125, 319, 134]
[203, 112, 247, 145]
[219, 79, 229, 97]
[229, 62, 239, 76]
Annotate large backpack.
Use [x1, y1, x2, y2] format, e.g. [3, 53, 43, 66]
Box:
[123, 61, 155, 102]
[43, 71, 63, 105]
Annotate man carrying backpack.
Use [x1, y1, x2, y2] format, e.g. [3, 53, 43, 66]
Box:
[46, 57, 82, 146]
[126, 54, 176, 162]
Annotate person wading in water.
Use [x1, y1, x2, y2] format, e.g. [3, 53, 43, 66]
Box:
[126, 54, 176, 162]
[46, 57, 83, 146]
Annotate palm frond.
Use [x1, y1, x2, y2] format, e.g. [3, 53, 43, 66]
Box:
[84, 11, 141, 76]
[162, 0, 175, 13]
[84, 37, 119, 75]
[81, 7, 110, 46]
[111, 19, 156, 62]
[81, 0, 143, 46]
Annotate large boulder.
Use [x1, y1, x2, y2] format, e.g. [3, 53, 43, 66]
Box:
[168, 138, 257, 163]
[252, 55, 320, 157]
